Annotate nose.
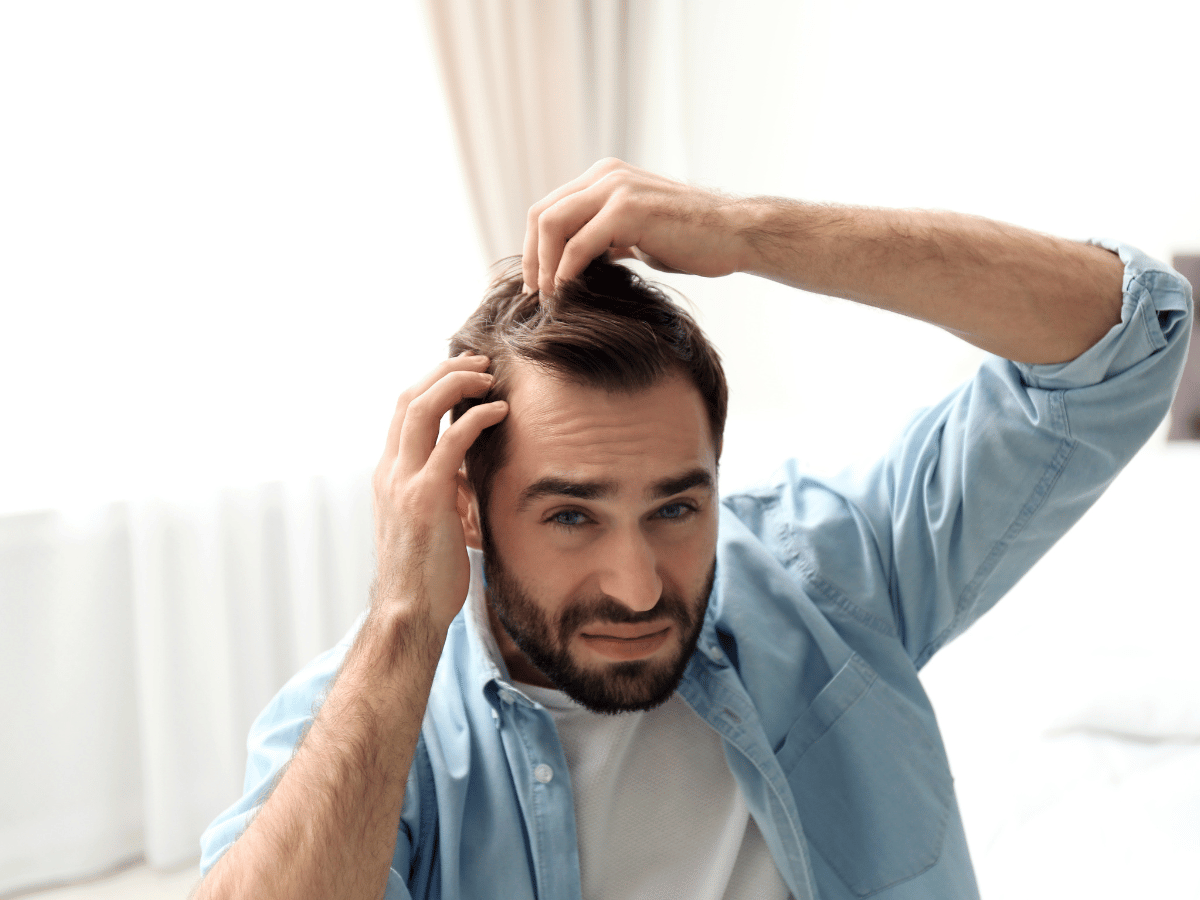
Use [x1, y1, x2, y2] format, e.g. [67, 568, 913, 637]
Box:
[596, 526, 663, 613]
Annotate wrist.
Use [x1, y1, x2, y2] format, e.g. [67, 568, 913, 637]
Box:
[350, 598, 448, 686]
[728, 196, 808, 278]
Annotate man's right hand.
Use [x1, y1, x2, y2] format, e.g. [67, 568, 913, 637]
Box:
[195, 358, 507, 900]
[371, 353, 507, 635]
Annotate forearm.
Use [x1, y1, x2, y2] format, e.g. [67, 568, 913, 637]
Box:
[196, 603, 444, 900]
[732, 199, 1125, 364]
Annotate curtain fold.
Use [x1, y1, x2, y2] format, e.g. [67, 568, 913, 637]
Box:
[0, 474, 375, 894]
[126, 474, 375, 867]
[422, 0, 636, 264]
[0, 505, 143, 892]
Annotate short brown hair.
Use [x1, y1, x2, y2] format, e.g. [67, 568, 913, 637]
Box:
[449, 256, 728, 508]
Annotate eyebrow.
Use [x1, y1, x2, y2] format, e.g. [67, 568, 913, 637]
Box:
[516, 466, 714, 512]
[649, 467, 715, 500]
[517, 477, 616, 512]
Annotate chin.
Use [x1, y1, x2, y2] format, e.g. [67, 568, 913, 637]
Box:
[539, 634, 700, 715]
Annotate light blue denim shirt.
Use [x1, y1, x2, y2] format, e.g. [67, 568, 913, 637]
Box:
[201, 239, 1191, 899]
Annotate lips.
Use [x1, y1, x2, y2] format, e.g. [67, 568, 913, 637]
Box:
[578, 625, 672, 661]
[580, 623, 670, 641]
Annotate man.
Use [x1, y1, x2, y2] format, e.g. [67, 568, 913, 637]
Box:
[197, 160, 1192, 899]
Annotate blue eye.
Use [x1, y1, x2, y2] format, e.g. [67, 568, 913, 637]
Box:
[552, 510, 588, 528]
[657, 503, 692, 520]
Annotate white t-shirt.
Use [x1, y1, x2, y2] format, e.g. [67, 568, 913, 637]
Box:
[518, 682, 792, 900]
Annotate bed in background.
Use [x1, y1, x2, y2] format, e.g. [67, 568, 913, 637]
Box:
[919, 438, 1200, 898]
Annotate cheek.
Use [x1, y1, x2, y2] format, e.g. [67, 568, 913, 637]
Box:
[497, 529, 579, 605]
[660, 528, 718, 590]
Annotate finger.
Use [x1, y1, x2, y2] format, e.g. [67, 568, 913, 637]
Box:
[396, 369, 495, 476]
[630, 247, 687, 274]
[603, 246, 682, 274]
[524, 158, 631, 293]
[547, 198, 644, 292]
[383, 355, 490, 462]
[427, 400, 509, 479]
[534, 182, 632, 296]
[604, 247, 637, 263]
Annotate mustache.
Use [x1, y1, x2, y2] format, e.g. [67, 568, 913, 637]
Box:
[557, 592, 695, 644]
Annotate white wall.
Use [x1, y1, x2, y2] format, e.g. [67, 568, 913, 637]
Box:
[622, 0, 1200, 490]
[0, 0, 483, 515]
[3, 0, 1196, 512]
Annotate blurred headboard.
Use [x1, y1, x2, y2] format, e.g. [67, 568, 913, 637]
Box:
[1168, 253, 1200, 441]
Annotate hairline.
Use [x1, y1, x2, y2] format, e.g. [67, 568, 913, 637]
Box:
[471, 363, 722, 525]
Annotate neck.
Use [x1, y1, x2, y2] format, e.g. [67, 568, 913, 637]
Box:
[484, 593, 557, 689]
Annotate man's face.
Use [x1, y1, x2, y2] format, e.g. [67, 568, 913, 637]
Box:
[469, 364, 719, 714]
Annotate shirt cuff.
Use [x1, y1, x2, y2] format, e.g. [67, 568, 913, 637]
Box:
[1015, 238, 1193, 391]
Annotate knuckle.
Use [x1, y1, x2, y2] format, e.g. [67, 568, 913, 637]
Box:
[599, 165, 633, 189]
[381, 476, 421, 517]
[539, 203, 565, 232]
[400, 473, 438, 512]
[444, 369, 484, 396]
[595, 156, 625, 173]
[603, 170, 636, 198]
[408, 398, 436, 427]
[406, 391, 434, 418]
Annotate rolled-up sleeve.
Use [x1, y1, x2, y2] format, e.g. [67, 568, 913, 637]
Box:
[199, 621, 425, 897]
[796, 239, 1192, 667]
[198, 640, 345, 876]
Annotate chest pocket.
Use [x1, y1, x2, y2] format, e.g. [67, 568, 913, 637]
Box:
[777, 653, 952, 897]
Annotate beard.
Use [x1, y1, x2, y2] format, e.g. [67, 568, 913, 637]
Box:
[482, 529, 715, 715]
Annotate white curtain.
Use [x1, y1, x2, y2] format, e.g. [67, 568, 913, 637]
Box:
[0, 0, 481, 893]
[422, 0, 641, 262]
[0, 477, 375, 892]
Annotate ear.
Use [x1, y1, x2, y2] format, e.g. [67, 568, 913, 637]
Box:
[457, 470, 483, 550]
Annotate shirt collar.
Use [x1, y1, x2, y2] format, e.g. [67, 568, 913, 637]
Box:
[464, 547, 509, 682]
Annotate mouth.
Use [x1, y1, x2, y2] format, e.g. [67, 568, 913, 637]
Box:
[578, 625, 672, 661]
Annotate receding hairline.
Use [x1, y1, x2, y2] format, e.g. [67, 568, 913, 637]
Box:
[486, 362, 717, 502]
[450, 256, 729, 518]
[500, 353, 707, 399]
[499, 357, 720, 445]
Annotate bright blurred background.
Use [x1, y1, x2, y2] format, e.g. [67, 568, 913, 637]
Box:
[2, 1, 1197, 897]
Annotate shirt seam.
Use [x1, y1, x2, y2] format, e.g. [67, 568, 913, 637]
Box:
[1132, 273, 1169, 352]
[914, 390, 1076, 668]
[785, 548, 899, 639]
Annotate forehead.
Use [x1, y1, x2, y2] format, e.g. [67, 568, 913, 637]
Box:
[496, 363, 716, 493]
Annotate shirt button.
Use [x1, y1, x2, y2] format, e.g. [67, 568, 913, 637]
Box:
[708, 645, 724, 662]
[533, 764, 554, 784]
